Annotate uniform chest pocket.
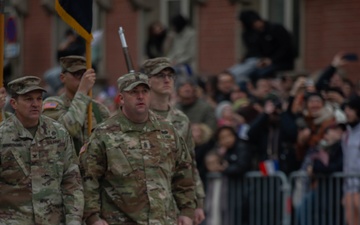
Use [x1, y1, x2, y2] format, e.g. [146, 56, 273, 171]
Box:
[1, 150, 28, 185]
[47, 151, 64, 179]
[106, 146, 134, 177]
[36, 141, 64, 180]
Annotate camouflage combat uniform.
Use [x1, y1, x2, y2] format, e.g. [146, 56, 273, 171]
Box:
[0, 114, 84, 225]
[42, 55, 110, 154]
[80, 109, 196, 225]
[141, 57, 206, 209]
[1, 111, 11, 119]
[42, 92, 110, 154]
[153, 107, 206, 208]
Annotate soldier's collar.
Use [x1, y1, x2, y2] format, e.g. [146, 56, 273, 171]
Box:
[13, 116, 56, 140]
[118, 109, 159, 132]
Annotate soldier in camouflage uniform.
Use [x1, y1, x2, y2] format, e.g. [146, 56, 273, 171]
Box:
[0, 76, 84, 224]
[42, 55, 110, 155]
[80, 72, 196, 225]
[141, 57, 206, 225]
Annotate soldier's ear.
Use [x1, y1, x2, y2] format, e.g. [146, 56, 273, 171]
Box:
[60, 73, 66, 83]
[118, 93, 125, 105]
[10, 98, 17, 110]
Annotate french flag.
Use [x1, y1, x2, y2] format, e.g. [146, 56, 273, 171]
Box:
[259, 159, 279, 176]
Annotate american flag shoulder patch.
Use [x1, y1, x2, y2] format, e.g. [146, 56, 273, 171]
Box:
[43, 102, 58, 109]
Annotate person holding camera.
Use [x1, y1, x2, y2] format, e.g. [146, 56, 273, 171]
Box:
[247, 94, 299, 174]
[315, 52, 357, 93]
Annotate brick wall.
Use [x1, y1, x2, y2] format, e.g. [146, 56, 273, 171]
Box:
[197, 0, 237, 76]
[304, 0, 360, 81]
[105, 1, 138, 85]
[23, 3, 52, 77]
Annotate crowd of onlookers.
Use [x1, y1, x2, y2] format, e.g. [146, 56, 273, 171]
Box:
[169, 51, 360, 225]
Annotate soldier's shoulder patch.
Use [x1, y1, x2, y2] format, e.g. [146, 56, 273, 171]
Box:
[43, 102, 58, 109]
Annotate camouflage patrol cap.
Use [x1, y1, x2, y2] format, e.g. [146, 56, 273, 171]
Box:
[117, 72, 150, 92]
[141, 57, 175, 76]
[60, 55, 86, 72]
[8, 76, 47, 95]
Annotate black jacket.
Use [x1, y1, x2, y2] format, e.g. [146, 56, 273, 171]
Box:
[243, 22, 295, 67]
[222, 140, 252, 177]
[313, 141, 343, 174]
[315, 65, 337, 91]
[247, 112, 299, 173]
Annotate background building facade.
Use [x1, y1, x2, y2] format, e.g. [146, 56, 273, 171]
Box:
[3, 0, 360, 88]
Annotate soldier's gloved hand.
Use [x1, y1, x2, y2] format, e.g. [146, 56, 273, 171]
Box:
[78, 68, 96, 95]
[0, 87, 6, 110]
[177, 216, 193, 225]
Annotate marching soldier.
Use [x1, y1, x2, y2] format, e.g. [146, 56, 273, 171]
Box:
[42, 55, 110, 154]
[0, 76, 84, 224]
[80, 72, 196, 225]
[141, 57, 206, 224]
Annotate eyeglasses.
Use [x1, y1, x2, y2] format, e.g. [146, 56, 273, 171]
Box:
[66, 69, 86, 79]
[151, 72, 176, 80]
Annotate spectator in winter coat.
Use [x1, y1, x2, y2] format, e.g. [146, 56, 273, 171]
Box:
[228, 10, 295, 83]
[247, 95, 299, 174]
[342, 95, 360, 225]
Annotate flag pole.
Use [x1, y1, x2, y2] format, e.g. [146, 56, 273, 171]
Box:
[86, 41, 92, 135]
[55, 0, 93, 133]
[0, 0, 5, 122]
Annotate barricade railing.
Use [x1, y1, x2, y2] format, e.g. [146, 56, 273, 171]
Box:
[245, 171, 291, 225]
[205, 171, 290, 225]
[289, 171, 360, 225]
[205, 171, 360, 225]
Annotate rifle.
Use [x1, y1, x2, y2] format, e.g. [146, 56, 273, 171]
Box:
[118, 27, 135, 73]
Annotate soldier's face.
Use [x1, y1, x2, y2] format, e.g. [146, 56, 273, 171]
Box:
[10, 90, 43, 127]
[60, 70, 84, 95]
[149, 68, 175, 96]
[120, 84, 150, 121]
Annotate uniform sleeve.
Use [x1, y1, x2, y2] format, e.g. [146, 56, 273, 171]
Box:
[61, 132, 84, 225]
[172, 132, 196, 219]
[97, 102, 111, 120]
[79, 130, 107, 225]
[184, 123, 206, 209]
[43, 93, 91, 139]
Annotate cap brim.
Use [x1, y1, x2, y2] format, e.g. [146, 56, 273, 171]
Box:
[67, 65, 87, 73]
[150, 65, 175, 75]
[123, 81, 149, 92]
[17, 86, 47, 95]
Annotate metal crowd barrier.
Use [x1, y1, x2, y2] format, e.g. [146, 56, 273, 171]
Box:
[205, 171, 290, 225]
[289, 171, 360, 225]
[205, 171, 360, 225]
